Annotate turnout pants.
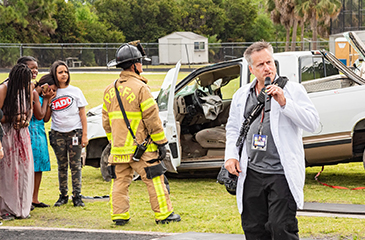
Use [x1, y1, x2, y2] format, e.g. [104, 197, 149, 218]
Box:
[241, 168, 299, 240]
[110, 159, 173, 221]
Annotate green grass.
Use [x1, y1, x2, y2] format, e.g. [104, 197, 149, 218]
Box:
[2, 71, 365, 238]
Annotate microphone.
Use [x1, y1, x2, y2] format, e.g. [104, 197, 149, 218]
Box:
[264, 76, 271, 112]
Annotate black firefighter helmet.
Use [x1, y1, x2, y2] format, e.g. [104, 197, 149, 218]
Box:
[107, 40, 150, 70]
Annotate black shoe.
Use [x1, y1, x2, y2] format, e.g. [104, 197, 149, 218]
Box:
[54, 194, 68, 207]
[113, 219, 130, 226]
[32, 202, 50, 208]
[155, 212, 181, 224]
[72, 194, 85, 207]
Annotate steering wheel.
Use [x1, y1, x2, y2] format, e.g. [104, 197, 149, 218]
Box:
[193, 89, 208, 112]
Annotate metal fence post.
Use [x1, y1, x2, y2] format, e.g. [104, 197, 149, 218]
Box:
[185, 44, 191, 68]
[20, 44, 23, 57]
[106, 43, 108, 66]
[61, 44, 64, 61]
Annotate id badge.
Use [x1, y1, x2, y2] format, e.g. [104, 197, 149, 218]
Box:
[252, 134, 267, 151]
[72, 136, 79, 146]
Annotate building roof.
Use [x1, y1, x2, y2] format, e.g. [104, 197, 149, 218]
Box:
[159, 31, 207, 40]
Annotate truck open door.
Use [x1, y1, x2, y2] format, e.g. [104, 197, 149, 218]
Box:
[156, 61, 182, 173]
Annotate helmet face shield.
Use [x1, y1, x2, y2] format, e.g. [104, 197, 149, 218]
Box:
[107, 59, 118, 68]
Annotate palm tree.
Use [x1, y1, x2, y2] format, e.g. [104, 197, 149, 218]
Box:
[296, 0, 341, 50]
[268, 0, 299, 51]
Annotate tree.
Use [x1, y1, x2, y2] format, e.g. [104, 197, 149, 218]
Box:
[179, 0, 225, 38]
[74, 1, 125, 43]
[220, 0, 258, 42]
[296, 0, 341, 49]
[268, 0, 296, 51]
[51, 0, 81, 43]
[94, 0, 181, 42]
[0, 0, 57, 43]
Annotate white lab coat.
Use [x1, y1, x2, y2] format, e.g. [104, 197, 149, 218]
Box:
[225, 79, 319, 213]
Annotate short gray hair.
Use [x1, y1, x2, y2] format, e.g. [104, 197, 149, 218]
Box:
[244, 41, 274, 66]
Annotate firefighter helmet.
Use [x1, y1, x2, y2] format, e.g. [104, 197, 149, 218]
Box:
[107, 43, 143, 68]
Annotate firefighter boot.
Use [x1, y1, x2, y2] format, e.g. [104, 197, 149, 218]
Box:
[155, 212, 181, 224]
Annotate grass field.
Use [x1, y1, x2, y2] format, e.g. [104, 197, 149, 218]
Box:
[1, 71, 365, 238]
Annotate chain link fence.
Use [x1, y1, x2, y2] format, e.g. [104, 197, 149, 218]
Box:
[0, 40, 330, 68]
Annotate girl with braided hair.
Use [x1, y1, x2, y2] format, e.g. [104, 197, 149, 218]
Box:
[0, 63, 34, 220]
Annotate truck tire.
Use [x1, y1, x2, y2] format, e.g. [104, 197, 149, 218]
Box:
[100, 143, 111, 182]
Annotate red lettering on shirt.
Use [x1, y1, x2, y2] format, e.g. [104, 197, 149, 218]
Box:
[51, 96, 74, 111]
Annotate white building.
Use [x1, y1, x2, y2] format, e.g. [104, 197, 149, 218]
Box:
[158, 32, 208, 64]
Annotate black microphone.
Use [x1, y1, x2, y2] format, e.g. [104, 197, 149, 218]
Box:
[264, 76, 271, 112]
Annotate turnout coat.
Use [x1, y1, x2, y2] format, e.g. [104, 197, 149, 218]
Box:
[225, 78, 319, 213]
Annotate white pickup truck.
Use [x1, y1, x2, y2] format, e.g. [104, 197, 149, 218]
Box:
[85, 38, 365, 179]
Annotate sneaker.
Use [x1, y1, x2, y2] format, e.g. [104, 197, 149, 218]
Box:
[1, 213, 15, 221]
[72, 194, 85, 207]
[54, 194, 68, 207]
[155, 212, 181, 224]
[113, 219, 130, 226]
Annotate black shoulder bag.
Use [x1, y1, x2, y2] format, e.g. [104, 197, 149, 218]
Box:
[217, 76, 288, 195]
[114, 80, 150, 161]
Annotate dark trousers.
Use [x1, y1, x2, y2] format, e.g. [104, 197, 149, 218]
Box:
[241, 168, 299, 240]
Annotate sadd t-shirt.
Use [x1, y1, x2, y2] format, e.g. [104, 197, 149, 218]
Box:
[50, 85, 88, 132]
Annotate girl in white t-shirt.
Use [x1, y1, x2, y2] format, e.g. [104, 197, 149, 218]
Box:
[46, 60, 88, 207]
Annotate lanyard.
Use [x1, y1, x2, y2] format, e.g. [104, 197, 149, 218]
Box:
[257, 108, 265, 135]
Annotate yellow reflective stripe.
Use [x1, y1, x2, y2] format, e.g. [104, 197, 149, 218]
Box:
[155, 210, 173, 220]
[106, 132, 112, 141]
[111, 143, 158, 155]
[110, 179, 130, 221]
[147, 143, 158, 152]
[108, 111, 142, 120]
[111, 146, 136, 155]
[111, 212, 130, 221]
[153, 175, 171, 220]
[150, 131, 166, 142]
[140, 97, 156, 112]
[103, 103, 108, 111]
[125, 119, 140, 147]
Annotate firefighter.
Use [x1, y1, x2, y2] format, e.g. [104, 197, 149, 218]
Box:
[102, 41, 181, 226]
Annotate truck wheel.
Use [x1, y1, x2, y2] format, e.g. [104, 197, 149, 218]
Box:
[100, 143, 111, 182]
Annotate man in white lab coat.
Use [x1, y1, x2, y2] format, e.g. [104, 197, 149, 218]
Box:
[225, 41, 319, 240]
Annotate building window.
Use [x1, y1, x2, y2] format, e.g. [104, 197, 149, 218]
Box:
[194, 42, 205, 51]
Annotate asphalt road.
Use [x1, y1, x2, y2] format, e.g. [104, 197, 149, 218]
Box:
[2, 202, 365, 240]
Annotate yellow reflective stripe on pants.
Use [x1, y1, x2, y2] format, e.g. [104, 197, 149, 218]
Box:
[153, 176, 173, 220]
[140, 97, 156, 112]
[110, 179, 130, 220]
